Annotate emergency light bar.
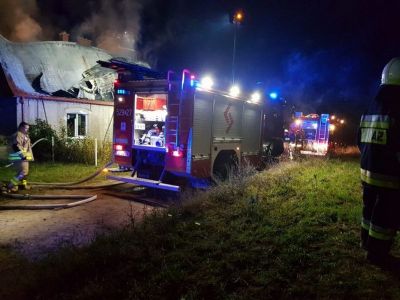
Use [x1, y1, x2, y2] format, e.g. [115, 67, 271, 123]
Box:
[116, 89, 130, 95]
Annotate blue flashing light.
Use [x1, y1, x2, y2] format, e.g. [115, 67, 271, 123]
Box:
[116, 89, 130, 95]
[190, 79, 200, 88]
[269, 92, 278, 99]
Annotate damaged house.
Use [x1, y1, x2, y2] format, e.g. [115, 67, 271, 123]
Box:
[0, 33, 117, 141]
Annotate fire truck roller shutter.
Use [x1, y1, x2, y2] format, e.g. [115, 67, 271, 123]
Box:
[242, 103, 263, 154]
[212, 95, 242, 139]
[192, 92, 213, 158]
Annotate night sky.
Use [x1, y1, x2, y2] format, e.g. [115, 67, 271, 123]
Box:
[1, 0, 400, 141]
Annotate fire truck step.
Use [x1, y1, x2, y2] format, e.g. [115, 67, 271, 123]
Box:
[106, 175, 180, 192]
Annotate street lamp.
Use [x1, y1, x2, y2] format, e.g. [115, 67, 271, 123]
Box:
[231, 10, 244, 85]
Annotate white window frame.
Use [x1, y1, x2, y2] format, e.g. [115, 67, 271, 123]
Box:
[65, 110, 89, 138]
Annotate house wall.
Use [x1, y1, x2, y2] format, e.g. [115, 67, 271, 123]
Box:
[17, 97, 114, 142]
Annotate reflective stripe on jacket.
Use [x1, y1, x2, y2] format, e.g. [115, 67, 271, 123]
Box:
[9, 131, 34, 162]
[357, 86, 400, 189]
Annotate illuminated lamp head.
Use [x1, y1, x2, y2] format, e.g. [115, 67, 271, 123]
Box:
[295, 119, 302, 126]
[269, 92, 278, 99]
[200, 76, 214, 90]
[229, 85, 241, 97]
[250, 91, 261, 103]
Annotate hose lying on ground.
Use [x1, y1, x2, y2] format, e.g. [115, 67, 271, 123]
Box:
[0, 193, 97, 210]
[34, 182, 125, 189]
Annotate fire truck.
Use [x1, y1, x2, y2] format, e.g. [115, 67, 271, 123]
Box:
[288, 113, 330, 156]
[99, 60, 283, 191]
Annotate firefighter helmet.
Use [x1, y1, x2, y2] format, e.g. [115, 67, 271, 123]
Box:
[381, 58, 400, 85]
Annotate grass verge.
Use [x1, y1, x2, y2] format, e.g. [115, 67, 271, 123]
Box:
[0, 161, 107, 184]
[1, 156, 400, 299]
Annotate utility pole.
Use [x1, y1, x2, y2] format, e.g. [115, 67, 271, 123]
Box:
[231, 10, 244, 85]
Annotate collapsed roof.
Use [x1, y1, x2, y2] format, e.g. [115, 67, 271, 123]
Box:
[0, 35, 117, 101]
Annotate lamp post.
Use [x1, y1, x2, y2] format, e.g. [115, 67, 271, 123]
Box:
[232, 10, 243, 85]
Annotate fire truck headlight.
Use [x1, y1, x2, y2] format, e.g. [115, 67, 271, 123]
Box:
[118, 97, 124, 103]
[200, 76, 214, 90]
[250, 92, 261, 103]
[295, 119, 302, 126]
[229, 85, 241, 97]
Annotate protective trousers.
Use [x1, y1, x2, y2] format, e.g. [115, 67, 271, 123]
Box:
[9, 161, 29, 189]
[361, 184, 400, 256]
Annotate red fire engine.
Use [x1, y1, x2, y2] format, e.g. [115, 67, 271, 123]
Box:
[99, 60, 283, 191]
[288, 113, 330, 156]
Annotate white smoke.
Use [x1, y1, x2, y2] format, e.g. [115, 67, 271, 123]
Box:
[74, 0, 143, 60]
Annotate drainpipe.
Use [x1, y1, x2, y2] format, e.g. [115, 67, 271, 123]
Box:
[18, 97, 24, 122]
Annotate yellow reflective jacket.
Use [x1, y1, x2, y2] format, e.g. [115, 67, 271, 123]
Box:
[8, 131, 34, 161]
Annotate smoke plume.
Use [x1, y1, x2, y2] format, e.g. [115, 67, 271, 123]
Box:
[0, 0, 42, 42]
[74, 0, 143, 60]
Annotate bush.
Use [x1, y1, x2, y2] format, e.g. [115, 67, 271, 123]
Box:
[29, 119, 112, 164]
[29, 119, 57, 161]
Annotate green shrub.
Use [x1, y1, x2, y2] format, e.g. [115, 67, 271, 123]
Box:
[29, 119, 112, 164]
[29, 119, 57, 161]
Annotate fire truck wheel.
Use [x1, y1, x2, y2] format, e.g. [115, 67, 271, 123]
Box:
[212, 150, 239, 181]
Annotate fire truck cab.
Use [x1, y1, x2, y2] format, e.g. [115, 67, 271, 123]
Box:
[99, 60, 281, 191]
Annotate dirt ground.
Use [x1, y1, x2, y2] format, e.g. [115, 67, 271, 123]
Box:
[0, 184, 166, 259]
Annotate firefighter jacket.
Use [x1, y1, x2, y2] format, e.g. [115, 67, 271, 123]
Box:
[8, 131, 34, 161]
[358, 85, 400, 189]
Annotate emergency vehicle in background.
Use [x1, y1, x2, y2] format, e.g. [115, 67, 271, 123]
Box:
[99, 59, 283, 192]
[288, 112, 330, 156]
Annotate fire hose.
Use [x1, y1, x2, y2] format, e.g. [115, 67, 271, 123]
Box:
[30, 161, 119, 188]
[0, 194, 97, 210]
[0, 162, 126, 210]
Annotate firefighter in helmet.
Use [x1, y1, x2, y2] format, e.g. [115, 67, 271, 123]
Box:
[358, 58, 400, 271]
[7, 122, 34, 192]
[148, 124, 160, 136]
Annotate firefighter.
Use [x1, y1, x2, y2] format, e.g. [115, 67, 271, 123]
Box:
[358, 57, 400, 271]
[7, 122, 34, 192]
[148, 124, 160, 136]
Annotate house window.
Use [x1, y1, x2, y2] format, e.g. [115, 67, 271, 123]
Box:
[67, 113, 87, 137]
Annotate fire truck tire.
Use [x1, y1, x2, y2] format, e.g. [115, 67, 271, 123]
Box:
[212, 150, 239, 181]
[263, 138, 284, 157]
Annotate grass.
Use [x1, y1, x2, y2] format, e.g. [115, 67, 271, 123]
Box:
[0, 160, 106, 184]
[1, 156, 400, 299]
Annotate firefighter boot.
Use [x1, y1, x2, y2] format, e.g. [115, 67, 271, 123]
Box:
[6, 183, 18, 193]
[366, 238, 400, 276]
[7, 178, 19, 193]
[367, 252, 400, 276]
[19, 179, 31, 190]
